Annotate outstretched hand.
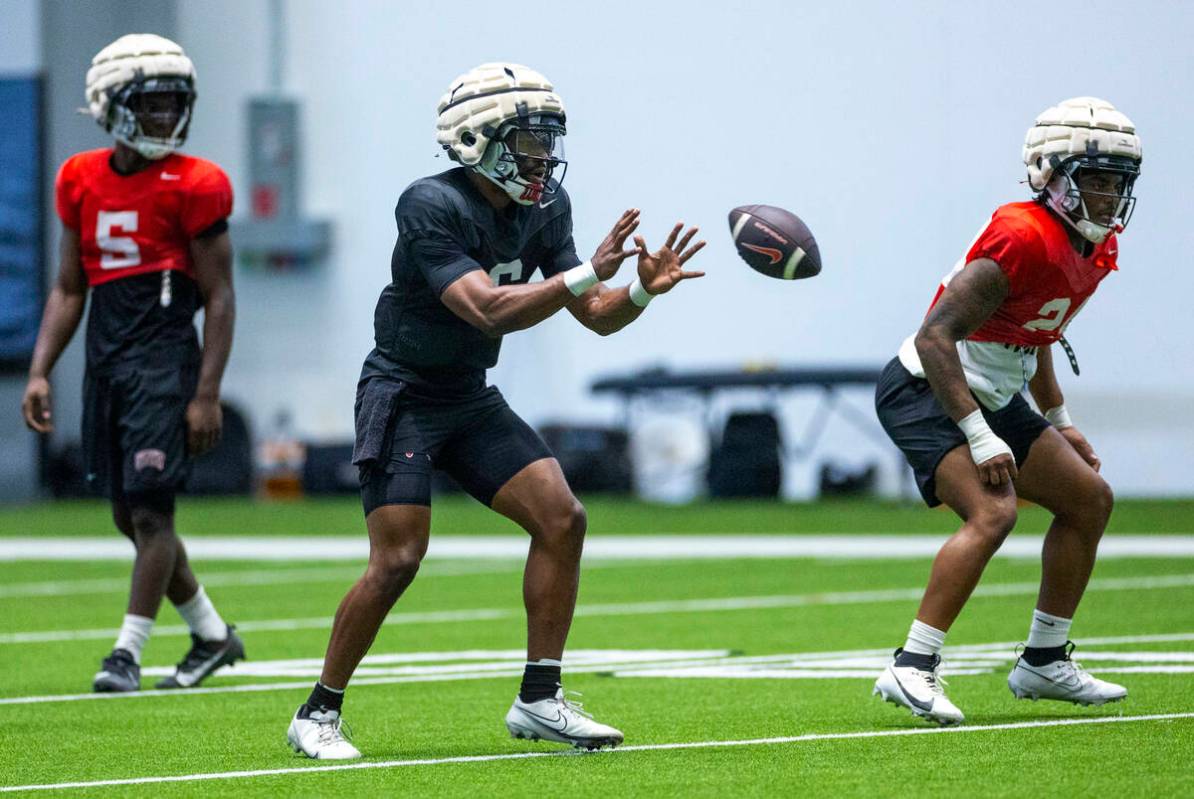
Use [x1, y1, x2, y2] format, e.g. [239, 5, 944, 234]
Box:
[591, 209, 642, 281]
[634, 222, 706, 296]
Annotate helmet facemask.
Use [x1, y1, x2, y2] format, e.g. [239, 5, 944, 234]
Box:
[475, 114, 567, 206]
[1044, 153, 1140, 244]
[108, 76, 195, 160]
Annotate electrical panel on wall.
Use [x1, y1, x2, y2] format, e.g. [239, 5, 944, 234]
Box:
[230, 97, 331, 270]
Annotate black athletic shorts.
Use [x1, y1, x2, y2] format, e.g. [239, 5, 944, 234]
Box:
[353, 377, 553, 515]
[82, 362, 198, 503]
[875, 357, 1050, 507]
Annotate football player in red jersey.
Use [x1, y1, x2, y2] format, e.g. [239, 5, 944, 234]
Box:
[872, 98, 1142, 724]
[21, 34, 244, 692]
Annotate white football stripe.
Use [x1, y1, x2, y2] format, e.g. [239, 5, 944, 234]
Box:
[730, 211, 751, 242]
[782, 246, 807, 279]
[2, 713, 1191, 793]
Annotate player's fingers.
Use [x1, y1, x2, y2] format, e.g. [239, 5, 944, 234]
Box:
[677, 270, 706, 280]
[663, 222, 682, 251]
[613, 218, 640, 247]
[620, 247, 640, 259]
[633, 234, 648, 253]
[678, 240, 707, 264]
[674, 227, 698, 254]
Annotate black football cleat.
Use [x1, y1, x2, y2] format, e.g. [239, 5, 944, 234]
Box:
[93, 648, 141, 693]
[156, 625, 245, 689]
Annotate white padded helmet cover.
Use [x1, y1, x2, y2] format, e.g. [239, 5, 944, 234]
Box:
[85, 33, 195, 130]
[436, 63, 565, 166]
[1023, 97, 1141, 191]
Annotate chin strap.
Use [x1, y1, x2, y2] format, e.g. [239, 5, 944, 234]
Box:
[1058, 335, 1080, 376]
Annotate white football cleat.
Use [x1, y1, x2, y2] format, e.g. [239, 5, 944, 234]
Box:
[505, 689, 624, 750]
[287, 706, 362, 760]
[1008, 643, 1127, 706]
[873, 649, 965, 726]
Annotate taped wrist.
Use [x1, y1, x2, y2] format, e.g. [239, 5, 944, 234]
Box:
[1044, 404, 1073, 429]
[563, 261, 598, 296]
[957, 409, 1014, 466]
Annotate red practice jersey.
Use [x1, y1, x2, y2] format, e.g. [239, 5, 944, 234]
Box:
[899, 201, 1118, 409]
[54, 148, 233, 371]
[929, 201, 1118, 348]
[55, 148, 233, 287]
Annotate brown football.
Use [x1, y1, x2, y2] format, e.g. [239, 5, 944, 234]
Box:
[728, 205, 821, 280]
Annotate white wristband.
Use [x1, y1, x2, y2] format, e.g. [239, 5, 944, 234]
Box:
[957, 409, 1014, 466]
[563, 261, 598, 296]
[1044, 404, 1073, 429]
[628, 277, 654, 308]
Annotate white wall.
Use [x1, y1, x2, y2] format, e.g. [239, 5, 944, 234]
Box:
[165, 0, 1194, 494]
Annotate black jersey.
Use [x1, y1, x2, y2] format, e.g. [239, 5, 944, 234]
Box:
[86, 271, 201, 373]
[361, 168, 581, 399]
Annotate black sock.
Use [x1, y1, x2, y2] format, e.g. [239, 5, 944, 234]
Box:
[894, 649, 938, 670]
[303, 681, 345, 715]
[519, 662, 562, 703]
[1021, 645, 1067, 667]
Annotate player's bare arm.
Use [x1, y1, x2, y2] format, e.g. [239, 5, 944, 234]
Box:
[569, 221, 706, 335]
[22, 226, 87, 434]
[915, 257, 1017, 485]
[1029, 344, 1100, 472]
[441, 208, 642, 336]
[188, 229, 235, 455]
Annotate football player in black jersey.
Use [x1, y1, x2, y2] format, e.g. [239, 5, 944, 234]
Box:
[287, 62, 705, 759]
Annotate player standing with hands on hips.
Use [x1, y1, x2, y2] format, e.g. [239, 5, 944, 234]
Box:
[286, 62, 705, 759]
[22, 34, 244, 693]
[873, 98, 1141, 724]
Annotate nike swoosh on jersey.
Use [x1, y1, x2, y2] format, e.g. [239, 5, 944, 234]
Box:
[538, 198, 559, 209]
[160, 172, 182, 181]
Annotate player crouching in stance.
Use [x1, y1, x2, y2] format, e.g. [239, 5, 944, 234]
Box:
[872, 98, 1140, 724]
[22, 34, 243, 692]
[286, 62, 705, 760]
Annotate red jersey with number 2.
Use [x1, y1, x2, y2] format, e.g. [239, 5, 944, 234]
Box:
[928, 202, 1118, 347]
[55, 148, 233, 287]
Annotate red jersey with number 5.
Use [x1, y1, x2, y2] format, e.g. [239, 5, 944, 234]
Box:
[54, 149, 233, 372]
[55, 148, 232, 286]
[929, 201, 1117, 348]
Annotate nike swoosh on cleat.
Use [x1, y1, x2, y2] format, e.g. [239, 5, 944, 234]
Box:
[176, 649, 233, 687]
[891, 670, 935, 713]
[521, 708, 570, 733]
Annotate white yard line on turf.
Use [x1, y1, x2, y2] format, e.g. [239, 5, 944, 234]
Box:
[1, 712, 1191, 794]
[0, 560, 656, 600]
[3, 626, 1194, 707]
[5, 572, 1194, 646]
[3, 534, 1194, 561]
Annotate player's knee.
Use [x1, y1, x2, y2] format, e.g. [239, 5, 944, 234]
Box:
[535, 498, 587, 553]
[129, 506, 174, 540]
[111, 504, 134, 539]
[971, 502, 1017, 549]
[368, 546, 423, 593]
[1061, 476, 1114, 533]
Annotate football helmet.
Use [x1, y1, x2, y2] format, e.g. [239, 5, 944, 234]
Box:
[1023, 97, 1142, 244]
[436, 63, 567, 205]
[85, 33, 197, 160]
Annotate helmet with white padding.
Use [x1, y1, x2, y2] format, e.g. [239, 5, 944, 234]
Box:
[436, 63, 567, 206]
[85, 33, 197, 160]
[1023, 97, 1142, 244]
